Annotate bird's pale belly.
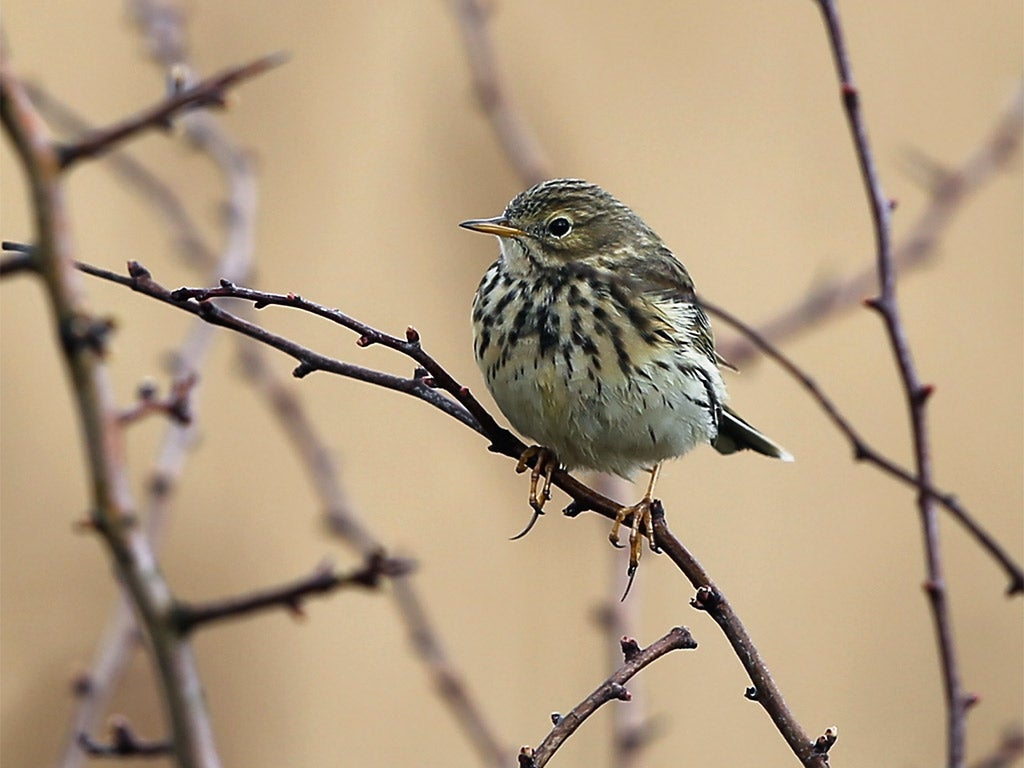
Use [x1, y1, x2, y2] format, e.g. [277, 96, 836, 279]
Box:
[483, 335, 718, 477]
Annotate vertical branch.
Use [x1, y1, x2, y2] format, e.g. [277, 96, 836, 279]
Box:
[814, 2, 968, 766]
[1, 44, 221, 768]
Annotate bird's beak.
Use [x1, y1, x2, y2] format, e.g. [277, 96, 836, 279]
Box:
[459, 216, 526, 238]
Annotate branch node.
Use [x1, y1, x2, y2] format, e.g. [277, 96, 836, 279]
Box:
[405, 326, 421, 345]
[518, 746, 537, 768]
[744, 686, 759, 701]
[690, 585, 721, 612]
[914, 383, 935, 405]
[620, 635, 642, 662]
[549, 712, 562, 725]
[292, 362, 317, 378]
[609, 682, 632, 702]
[812, 725, 839, 754]
[356, 334, 373, 347]
[841, 82, 858, 107]
[863, 295, 884, 313]
[126, 260, 151, 279]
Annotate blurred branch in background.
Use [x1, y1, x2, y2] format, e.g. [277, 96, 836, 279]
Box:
[718, 84, 1024, 367]
[449, 0, 552, 186]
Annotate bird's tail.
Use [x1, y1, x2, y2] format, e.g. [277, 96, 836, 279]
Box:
[712, 405, 793, 461]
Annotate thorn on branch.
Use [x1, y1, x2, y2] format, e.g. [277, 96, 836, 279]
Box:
[292, 362, 317, 378]
[518, 746, 537, 768]
[609, 682, 632, 702]
[549, 712, 562, 726]
[863, 296, 884, 313]
[963, 692, 981, 710]
[841, 82, 858, 108]
[690, 585, 721, 612]
[620, 636, 642, 663]
[812, 725, 839, 754]
[745, 686, 759, 701]
[405, 326, 421, 344]
[126, 260, 151, 279]
[914, 383, 935, 405]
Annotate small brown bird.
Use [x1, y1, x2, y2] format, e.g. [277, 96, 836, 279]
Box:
[461, 179, 791, 576]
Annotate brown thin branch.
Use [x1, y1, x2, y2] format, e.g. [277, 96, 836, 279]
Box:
[57, 51, 286, 169]
[519, 628, 697, 768]
[816, 2, 970, 766]
[171, 553, 413, 634]
[449, 0, 552, 185]
[70, 259, 485, 432]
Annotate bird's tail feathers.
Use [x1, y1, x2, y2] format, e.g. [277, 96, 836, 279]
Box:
[712, 405, 793, 461]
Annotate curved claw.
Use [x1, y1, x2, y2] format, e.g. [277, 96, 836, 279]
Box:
[608, 533, 625, 549]
[509, 508, 544, 541]
[620, 564, 638, 601]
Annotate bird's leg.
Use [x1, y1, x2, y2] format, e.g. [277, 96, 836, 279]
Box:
[609, 463, 663, 576]
[515, 445, 559, 514]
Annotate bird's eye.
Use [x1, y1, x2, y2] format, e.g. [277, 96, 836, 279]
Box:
[546, 217, 572, 238]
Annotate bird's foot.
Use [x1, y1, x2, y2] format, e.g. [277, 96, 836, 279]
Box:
[515, 445, 559, 513]
[609, 496, 661, 583]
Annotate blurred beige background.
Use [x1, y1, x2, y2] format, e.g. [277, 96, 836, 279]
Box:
[2, 3, 1021, 767]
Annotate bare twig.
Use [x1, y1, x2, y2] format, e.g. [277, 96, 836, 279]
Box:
[448, 0, 552, 185]
[172, 553, 413, 634]
[815, 2, 971, 765]
[518, 628, 697, 768]
[57, 51, 286, 169]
